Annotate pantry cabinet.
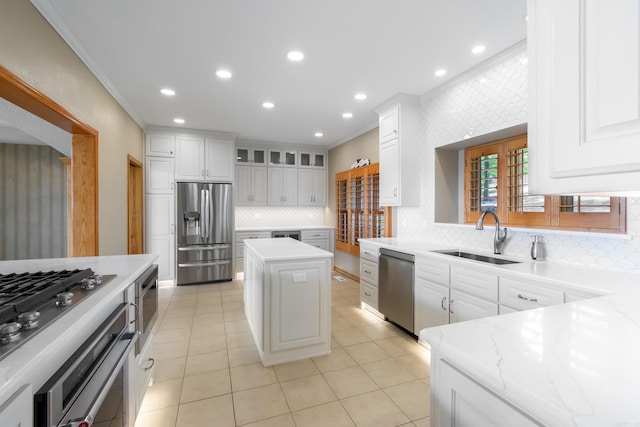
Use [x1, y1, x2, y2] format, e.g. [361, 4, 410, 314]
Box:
[267, 167, 298, 206]
[375, 95, 420, 206]
[175, 136, 234, 182]
[146, 194, 175, 281]
[298, 168, 327, 206]
[236, 165, 267, 206]
[528, 0, 640, 194]
[145, 157, 174, 194]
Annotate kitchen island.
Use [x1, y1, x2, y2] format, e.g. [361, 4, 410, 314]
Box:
[243, 238, 333, 366]
[0, 254, 157, 427]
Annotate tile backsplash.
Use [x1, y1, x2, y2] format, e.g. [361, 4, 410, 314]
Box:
[235, 206, 327, 228]
[397, 42, 640, 274]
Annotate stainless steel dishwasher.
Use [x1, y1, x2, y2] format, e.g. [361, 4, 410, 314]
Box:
[378, 248, 415, 333]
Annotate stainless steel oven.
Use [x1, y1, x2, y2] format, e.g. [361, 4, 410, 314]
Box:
[34, 303, 137, 427]
[134, 265, 158, 355]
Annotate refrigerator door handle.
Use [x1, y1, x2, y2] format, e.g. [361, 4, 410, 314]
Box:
[178, 245, 231, 251]
[178, 260, 232, 268]
[205, 188, 211, 239]
[200, 188, 208, 239]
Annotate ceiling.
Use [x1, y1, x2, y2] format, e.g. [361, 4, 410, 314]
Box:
[30, 0, 527, 147]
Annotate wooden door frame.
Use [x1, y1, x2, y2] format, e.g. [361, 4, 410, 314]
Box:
[0, 65, 99, 256]
[127, 155, 144, 254]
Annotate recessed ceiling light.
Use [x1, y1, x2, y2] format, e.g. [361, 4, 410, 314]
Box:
[354, 93, 367, 100]
[342, 112, 353, 119]
[160, 88, 175, 96]
[216, 69, 232, 79]
[262, 101, 275, 109]
[471, 45, 486, 54]
[173, 118, 185, 124]
[314, 132, 323, 137]
[435, 69, 447, 77]
[287, 51, 304, 61]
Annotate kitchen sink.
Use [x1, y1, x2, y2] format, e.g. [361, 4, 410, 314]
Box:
[435, 250, 521, 265]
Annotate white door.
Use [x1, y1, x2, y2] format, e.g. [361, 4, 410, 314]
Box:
[282, 168, 298, 205]
[379, 107, 399, 143]
[414, 278, 449, 332]
[205, 138, 234, 182]
[267, 167, 284, 205]
[448, 290, 498, 324]
[379, 139, 399, 206]
[145, 134, 174, 157]
[311, 169, 327, 206]
[528, 0, 640, 194]
[297, 168, 313, 205]
[146, 194, 175, 280]
[175, 136, 205, 181]
[236, 165, 252, 205]
[252, 166, 268, 205]
[145, 158, 174, 194]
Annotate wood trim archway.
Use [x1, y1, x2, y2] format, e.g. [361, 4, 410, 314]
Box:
[0, 64, 99, 256]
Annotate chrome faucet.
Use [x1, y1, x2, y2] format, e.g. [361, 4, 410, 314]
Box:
[475, 210, 508, 254]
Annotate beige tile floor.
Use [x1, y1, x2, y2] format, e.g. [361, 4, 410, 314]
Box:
[135, 275, 431, 427]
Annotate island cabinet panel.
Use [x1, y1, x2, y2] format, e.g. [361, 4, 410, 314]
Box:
[269, 262, 329, 351]
[0, 384, 32, 427]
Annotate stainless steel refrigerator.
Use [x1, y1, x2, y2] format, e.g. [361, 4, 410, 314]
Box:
[176, 182, 233, 285]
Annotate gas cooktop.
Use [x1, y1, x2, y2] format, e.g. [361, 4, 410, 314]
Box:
[0, 269, 116, 361]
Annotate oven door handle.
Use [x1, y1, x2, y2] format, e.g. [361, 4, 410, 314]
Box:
[178, 260, 231, 268]
[60, 332, 138, 427]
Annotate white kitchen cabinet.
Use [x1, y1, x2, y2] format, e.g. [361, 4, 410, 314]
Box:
[145, 194, 175, 281]
[236, 146, 266, 165]
[0, 384, 32, 427]
[298, 168, 327, 206]
[236, 165, 267, 206]
[359, 242, 380, 312]
[268, 149, 297, 167]
[449, 289, 498, 323]
[299, 151, 326, 168]
[375, 95, 420, 206]
[301, 229, 334, 256]
[235, 230, 271, 276]
[450, 266, 499, 303]
[145, 133, 174, 157]
[175, 136, 234, 182]
[415, 277, 449, 331]
[145, 157, 174, 194]
[528, 0, 640, 194]
[432, 358, 541, 427]
[267, 167, 298, 206]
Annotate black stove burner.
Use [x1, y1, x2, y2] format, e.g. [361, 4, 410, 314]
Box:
[0, 269, 94, 325]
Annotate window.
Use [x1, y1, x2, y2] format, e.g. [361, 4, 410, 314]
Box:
[464, 135, 626, 233]
[336, 163, 392, 256]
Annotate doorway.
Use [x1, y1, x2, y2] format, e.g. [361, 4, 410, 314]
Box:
[128, 155, 143, 254]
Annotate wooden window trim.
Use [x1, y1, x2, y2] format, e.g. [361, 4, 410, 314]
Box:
[464, 134, 626, 234]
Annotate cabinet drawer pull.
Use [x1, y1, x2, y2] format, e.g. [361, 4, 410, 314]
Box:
[449, 299, 454, 314]
[364, 270, 372, 274]
[517, 293, 538, 303]
[441, 297, 447, 311]
[364, 292, 372, 297]
[145, 358, 155, 371]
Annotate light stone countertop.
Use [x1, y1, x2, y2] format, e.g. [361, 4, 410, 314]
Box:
[243, 238, 333, 262]
[0, 254, 157, 405]
[236, 225, 334, 232]
[359, 237, 640, 426]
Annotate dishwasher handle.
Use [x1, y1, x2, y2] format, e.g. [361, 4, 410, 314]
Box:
[379, 248, 415, 263]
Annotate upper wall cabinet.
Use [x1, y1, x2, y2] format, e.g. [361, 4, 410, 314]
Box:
[268, 149, 297, 167]
[528, 0, 640, 194]
[236, 147, 266, 165]
[375, 94, 421, 206]
[175, 135, 235, 182]
[299, 152, 326, 169]
[145, 134, 175, 157]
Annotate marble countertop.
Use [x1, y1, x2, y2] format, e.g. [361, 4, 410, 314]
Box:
[236, 225, 334, 232]
[0, 254, 157, 405]
[244, 238, 333, 262]
[360, 238, 640, 426]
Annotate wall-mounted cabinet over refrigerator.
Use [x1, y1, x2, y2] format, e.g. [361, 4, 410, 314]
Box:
[176, 182, 233, 285]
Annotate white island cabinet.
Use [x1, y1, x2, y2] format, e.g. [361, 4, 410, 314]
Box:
[243, 238, 332, 366]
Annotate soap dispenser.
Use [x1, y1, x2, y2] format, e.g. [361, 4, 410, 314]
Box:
[530, 235, 544, 260]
